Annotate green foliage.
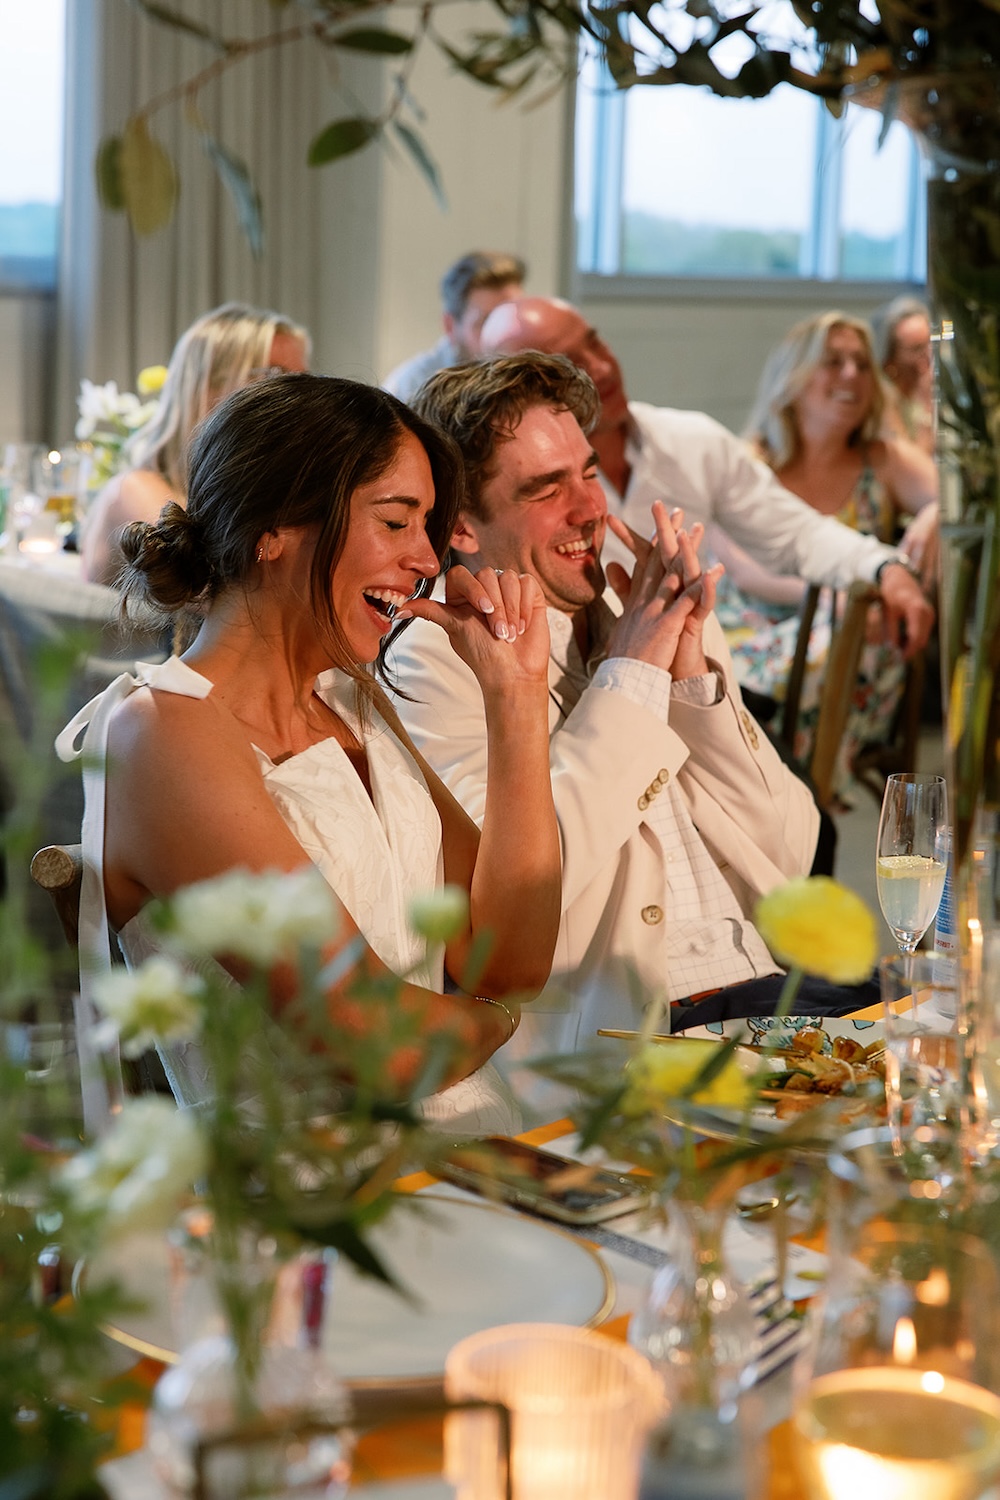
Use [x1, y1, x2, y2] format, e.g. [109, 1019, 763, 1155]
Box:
[200, 133, 264, 257]
[331, 26, 414, 53]
[119, 117, 179, 235]
[392, 121, 447, 210]
[307, 116, 381, 165]
[0, 637, 139, 1497]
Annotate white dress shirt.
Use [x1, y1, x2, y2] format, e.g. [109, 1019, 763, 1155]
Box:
[598, 402, 900, 589]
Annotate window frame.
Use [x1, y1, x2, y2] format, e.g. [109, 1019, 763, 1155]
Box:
[572, 70, 928, 299]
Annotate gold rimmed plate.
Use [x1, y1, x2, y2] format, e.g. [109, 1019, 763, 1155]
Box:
[80, 1192, 614, 1385]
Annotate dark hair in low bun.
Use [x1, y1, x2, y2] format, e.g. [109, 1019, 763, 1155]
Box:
[119, 373, 464, 688]
[119, 501, 214, 611]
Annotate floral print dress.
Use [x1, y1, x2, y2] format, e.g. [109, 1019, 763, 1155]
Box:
[713, 465, 905, 801]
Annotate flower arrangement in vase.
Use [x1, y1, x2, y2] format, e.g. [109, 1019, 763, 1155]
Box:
[75, 365, 166, 489]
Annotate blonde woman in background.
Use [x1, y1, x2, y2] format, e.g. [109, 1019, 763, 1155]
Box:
[707, 311, 937, 802]
[82, 302, 310, 585]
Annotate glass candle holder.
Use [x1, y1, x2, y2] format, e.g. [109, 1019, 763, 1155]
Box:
[444, 1321, 664, 1500]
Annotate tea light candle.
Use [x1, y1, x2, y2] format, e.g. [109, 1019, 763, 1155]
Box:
[795, 1365, 1000, 1500]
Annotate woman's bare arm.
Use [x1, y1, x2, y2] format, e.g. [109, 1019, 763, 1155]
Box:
[706, 524, 808, 608]
[880, 435, 939, 516]
[400, 567, 561, 1002]
[103, 687, 512, 1094]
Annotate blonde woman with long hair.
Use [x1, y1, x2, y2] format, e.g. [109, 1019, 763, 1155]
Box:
[708, 311, 937, 801]
[82, 302, 309, 585]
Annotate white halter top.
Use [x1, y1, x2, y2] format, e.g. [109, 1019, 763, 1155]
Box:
[56, 657, 519, 1135]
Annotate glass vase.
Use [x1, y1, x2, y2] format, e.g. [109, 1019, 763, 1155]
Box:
[147, 1208, 350, 1498]
[629, 1194, 760, 1500]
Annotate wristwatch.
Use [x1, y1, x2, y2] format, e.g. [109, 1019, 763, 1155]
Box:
[874, 552, 921, 585]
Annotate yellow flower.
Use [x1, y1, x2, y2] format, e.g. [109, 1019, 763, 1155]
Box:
[622, 1038, 757, 1115]
[754, 876, 876, 984]
[137, 363, 168, 396]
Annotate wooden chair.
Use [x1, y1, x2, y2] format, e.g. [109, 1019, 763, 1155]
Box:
[29, 842, 83, 950]
[779, 579, 924, 809]
[29, 841, 169, 1097]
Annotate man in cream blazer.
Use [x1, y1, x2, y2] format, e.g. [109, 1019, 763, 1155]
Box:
[389, 353, 877, 1101]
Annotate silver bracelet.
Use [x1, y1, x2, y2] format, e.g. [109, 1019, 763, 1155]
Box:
[476, 994, 518, 1042]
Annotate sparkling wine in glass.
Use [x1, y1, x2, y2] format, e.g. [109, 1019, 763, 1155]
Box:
[876, 773, 948, 955]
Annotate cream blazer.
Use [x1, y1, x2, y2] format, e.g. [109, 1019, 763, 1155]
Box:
[390, 600, 819, 1102]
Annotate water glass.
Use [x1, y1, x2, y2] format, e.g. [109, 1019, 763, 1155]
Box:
[880, 951, 961, 1150]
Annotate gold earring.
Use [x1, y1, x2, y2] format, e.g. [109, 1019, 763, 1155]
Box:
[256, 544, 266, 563]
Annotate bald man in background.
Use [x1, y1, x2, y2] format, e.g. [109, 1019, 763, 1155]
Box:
[480, 296, 933, 655]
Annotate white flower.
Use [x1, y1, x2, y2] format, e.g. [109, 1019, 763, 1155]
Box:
[75, 378, 122, 439]
[74, 378, 160, 443]
[167, 867, 338, 968]
[60, 1098, 207, 1239]
[93, 956, 205, 1057]
[124, 398, 160, 430]
[408, 885, 469, 943]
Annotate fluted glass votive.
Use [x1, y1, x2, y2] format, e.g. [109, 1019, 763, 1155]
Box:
[444, 1321, 665, 1500]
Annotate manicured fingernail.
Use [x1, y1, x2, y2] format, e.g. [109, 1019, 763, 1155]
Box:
[519, 618, 526, 635]
[394, 609, 413, 621]
[479, 596, 495, 613]
[495, 621, 508, 640]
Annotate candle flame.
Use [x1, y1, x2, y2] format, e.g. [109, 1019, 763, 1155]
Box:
[892, 1316, 917, 1364]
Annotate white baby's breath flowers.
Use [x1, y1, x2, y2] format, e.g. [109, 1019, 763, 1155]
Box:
[60, 1098, 207, 1240]
[408, 885, 469, 943]
[93, 955, 205, 1057]
[165, 867, 338, 968]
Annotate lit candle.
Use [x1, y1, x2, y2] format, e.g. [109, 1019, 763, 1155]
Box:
[796, 1365, 1000, 1500]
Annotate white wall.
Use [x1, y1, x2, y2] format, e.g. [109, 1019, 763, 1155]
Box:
[577, 287, 903, 434]
[371, 4, 569, 385]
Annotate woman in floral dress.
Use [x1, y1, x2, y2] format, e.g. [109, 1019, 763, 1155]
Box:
[708, 311, 937, 802]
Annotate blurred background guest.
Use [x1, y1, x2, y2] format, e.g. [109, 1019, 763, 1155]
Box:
[383, 250, 525, 403]
[708, 311, 937, 803]
[81, 302, 310, 586]
[871, 295, 935, 457]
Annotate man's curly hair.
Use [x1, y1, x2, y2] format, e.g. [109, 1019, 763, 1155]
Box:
[412, 352, 599, 520]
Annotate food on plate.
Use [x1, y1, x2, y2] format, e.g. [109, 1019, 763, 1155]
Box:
[759, 1034, 886, 1119]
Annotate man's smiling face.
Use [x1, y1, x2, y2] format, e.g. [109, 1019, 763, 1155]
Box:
[453, 404, 608, 615]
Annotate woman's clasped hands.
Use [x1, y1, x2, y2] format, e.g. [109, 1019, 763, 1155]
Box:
[402, 564, 551, 687]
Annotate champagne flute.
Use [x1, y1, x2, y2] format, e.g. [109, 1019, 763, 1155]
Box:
[876, 773, 948, 956]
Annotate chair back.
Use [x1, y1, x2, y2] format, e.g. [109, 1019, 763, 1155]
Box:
[30, 843, 83, 950]
[782, 580, 928, 808]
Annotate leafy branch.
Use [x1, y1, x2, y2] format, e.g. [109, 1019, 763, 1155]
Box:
[99, 1, 1000, 250]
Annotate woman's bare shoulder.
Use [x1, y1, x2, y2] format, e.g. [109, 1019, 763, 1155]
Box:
[81, 469, 175, 582]
[108, 677, 252, 774]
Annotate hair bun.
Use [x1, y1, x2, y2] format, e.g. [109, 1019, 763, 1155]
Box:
[118, 501, 213, 612]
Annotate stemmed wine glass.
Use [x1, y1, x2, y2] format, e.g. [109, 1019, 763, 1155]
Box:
[876, 773, 949, 957]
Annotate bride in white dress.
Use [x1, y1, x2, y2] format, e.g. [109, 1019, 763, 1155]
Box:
[59, 373, 560, 1134]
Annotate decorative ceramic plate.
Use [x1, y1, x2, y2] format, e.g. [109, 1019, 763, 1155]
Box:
[85, 1193, 614, 1384]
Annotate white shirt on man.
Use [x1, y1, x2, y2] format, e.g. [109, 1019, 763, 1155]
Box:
[598, 402, 900, 586]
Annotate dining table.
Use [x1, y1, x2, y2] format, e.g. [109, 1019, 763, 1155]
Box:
[96, 1108, 831, 1500]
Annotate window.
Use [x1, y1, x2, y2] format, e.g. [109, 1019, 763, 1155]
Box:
[0, 0, 66, 289]
[576, 67, 926, 285]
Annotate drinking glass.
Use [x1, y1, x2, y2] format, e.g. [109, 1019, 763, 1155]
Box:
[876, 773, 949, 956]
[880, 951, 961, 1151]
[794, 1221, 1000, 1500]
